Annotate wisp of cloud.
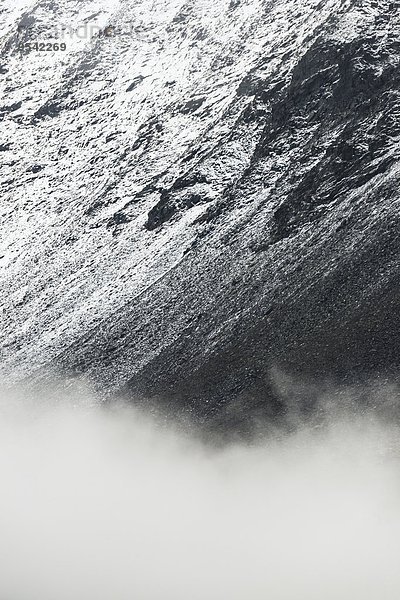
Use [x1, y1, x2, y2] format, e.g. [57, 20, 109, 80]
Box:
[0, 383, 400, 600]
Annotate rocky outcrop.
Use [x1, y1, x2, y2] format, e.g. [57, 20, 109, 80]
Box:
[1, 0, 400, 429]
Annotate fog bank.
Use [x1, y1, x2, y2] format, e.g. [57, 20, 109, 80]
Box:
[1, 386, 400, 600]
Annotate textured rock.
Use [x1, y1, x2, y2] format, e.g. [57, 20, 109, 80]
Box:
[1, 0, 400, 427]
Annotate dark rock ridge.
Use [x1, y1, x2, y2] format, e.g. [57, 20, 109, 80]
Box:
[1, 0, 400, 428]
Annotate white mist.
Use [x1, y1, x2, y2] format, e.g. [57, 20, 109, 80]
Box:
[0, 388, 399, 599]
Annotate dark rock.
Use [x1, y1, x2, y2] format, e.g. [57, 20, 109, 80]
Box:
[1, 101, 22, 113]
[106, 212, 131, 228]
[179, 98, 205, 114]
[126, 76, 145, 92]
[28, 164, 44, 173]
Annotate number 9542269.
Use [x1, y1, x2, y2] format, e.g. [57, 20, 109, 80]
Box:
[19, 42, 67, 51]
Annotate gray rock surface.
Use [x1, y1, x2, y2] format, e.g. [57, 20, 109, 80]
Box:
[1, 0, 400, 427]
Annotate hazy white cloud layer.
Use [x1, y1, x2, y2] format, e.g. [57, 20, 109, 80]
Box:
[1, 386, 400, 600]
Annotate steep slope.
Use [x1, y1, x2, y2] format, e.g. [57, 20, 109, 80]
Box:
[1, 0, 400, 426]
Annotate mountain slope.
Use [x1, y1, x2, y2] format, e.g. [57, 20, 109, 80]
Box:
[1, 0, 400, 426]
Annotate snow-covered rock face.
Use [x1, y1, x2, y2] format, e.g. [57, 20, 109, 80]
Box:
[1, 0, 400, 427]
